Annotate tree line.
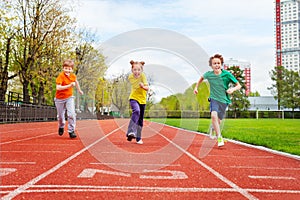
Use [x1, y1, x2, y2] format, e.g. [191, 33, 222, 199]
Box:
[268, 66, 300, 113]
[0, 0, 106, 107]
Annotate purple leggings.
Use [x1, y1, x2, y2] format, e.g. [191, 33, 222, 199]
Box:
[127, 99, 146, 140]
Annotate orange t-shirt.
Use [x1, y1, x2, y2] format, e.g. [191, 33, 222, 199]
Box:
[55, 72, 76, 99]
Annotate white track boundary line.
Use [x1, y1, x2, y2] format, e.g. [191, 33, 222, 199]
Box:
[1, 123, 125, 200]
[154, 121, 300, 161]
[0, 132, 56, 145]
[248, 175, 296, 180]
[1, 185, 300, 194]
[0, 124, 92, 146]
[0, 162, 36, 165]
[148, 124, 258, 200]
[228, 166, 300, 170]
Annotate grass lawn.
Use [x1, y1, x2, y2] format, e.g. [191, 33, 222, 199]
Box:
[149, 118, 300, 156]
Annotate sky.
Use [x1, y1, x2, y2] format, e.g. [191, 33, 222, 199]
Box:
[73, 0, 275, 97]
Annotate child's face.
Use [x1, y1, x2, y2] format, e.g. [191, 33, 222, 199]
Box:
[132, 64, 143, 78]
[211, 58, 222, 73]
[63, 66, 73, 76]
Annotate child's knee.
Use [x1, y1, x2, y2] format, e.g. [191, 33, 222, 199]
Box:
[211, 112, 218, 121]
[67, 111, 76, 119]
[132, 108, 140, 116]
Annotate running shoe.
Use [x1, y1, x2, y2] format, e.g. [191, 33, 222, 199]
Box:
[69, 131, 77, 139]
[136, 139, 143, 145]
[218, 137, 224, 147]
[127, 132, 136, 141]
[58, 128, 64, 136]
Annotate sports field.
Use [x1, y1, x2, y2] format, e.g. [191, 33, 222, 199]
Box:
[150, 118, 300, 156]
[1, 119, 299, 199]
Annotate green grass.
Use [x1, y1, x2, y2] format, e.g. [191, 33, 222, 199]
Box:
[149, 118, 300, 156]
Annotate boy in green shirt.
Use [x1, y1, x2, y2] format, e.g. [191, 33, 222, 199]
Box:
[194, 54, 241, 147]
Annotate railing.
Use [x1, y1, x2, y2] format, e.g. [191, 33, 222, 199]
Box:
[0, 101, 57, 123]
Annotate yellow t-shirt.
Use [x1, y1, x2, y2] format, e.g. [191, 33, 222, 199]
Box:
[128, 73, 148, 104]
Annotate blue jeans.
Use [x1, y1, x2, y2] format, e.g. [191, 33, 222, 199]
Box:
[127, 99, 146, 141]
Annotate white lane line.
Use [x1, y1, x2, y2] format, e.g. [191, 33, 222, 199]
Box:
[248, 175, 296, 180]
[1, 151, 61, 153]
[99, 152, 170, 155]
[1, 123, 125, 200]
[0, 168, 17, 176]
[207, 155, 274, 159]
[1, 185, 300, 194]
[0, 162, 36, 165]
[78, 169, 131, 178]
[15, 144, 76, 146]
[90, 162, 181, 167]
[0, 132, 55, 145]
[148, 124, 258, 200]
[229, 166, 300, 171]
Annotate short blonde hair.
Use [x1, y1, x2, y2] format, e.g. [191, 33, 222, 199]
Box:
[63, 59, 74, 68]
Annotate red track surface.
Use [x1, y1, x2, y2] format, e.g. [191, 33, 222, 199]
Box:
[0, 119, 299, 200]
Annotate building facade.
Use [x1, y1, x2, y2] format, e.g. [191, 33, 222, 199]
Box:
[224, 58, 251, 96]
[275, 0, 300, 71]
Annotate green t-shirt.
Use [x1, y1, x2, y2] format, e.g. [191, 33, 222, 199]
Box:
[203, 69, 238, 104]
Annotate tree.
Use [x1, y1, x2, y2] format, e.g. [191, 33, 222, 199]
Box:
[0, 0, 18, 101]
[268, 66, 284, 110]
[110, 74, 131, 116]
[13, 0, 76, 104]
[226, 66, 250, 118]
[157, 82, 210, 112]
[74, 28, 107, 112]
[249, 91, 260, 97]
[281, 70, 300, 117]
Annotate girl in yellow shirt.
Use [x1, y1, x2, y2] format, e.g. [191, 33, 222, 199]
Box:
[126, 60, 149, 144]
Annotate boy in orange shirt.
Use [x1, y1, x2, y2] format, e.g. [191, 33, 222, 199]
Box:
[55, 59, 83, 138]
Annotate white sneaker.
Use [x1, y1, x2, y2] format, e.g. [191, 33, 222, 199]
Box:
[136, 139, 143, 144]
[218, 137, 224, 147]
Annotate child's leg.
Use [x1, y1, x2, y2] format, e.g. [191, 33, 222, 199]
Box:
[211, 111, 222, 137]
[136, 104, 146, 141]
[55, 99, 66, 129]
[127, 100, 140, 136]
[65, 97, 76, 133]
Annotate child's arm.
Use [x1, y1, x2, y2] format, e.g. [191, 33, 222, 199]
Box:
[226, 82, 241, 94]
[75, 80, 84, 95]
[56, 82, 75, 91]
[194, 76, 204, 94]
[139, 82, 149, 91]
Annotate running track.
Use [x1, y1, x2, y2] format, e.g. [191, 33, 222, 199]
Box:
[0, 119, 299, 199]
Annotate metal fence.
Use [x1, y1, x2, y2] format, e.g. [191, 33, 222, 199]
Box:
[0, 101, 57, 123]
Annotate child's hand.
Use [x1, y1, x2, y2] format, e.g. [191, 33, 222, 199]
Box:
[194, 88, 198, 95]
[71, 82, 76, 87]
[139, 82, 144, 88]
[79, 90, 84, 95]
[226, 88, 234, 94]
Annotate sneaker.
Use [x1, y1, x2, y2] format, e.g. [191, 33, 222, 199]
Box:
[218, 137, 224, 147]
[127, 132, 136, 141]
[136, 139, 143, 145]
[69, 131, 77, 139]
[209, 126, 216, 139]
[58, 128, 64, 136]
